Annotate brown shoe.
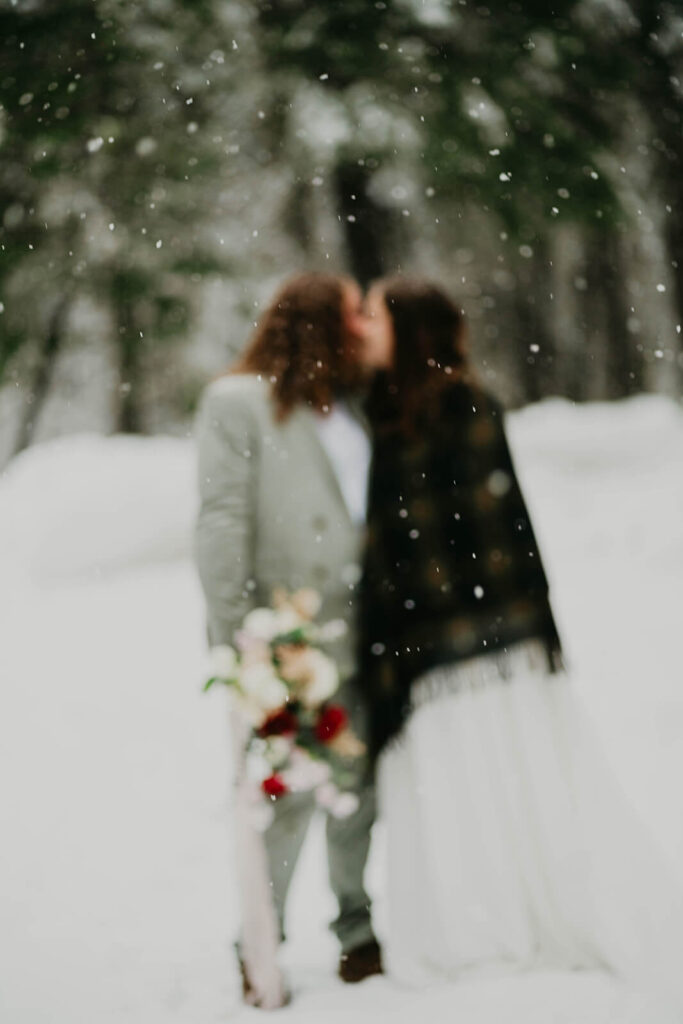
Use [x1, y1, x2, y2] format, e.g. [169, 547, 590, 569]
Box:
[339, 939, 384, 983]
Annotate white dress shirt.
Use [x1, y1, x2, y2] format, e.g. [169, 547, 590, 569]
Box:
[314, 402, 371, 525]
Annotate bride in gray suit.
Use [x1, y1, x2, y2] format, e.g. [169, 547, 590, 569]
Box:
[194, 272, 381, 1007]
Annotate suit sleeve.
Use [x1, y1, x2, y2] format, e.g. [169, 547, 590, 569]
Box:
[194, 385, 257, 647]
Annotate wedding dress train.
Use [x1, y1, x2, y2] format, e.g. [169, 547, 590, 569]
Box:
[379, 641, 683, 1013]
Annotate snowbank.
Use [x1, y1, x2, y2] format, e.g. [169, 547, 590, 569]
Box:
[508, 395, 683, 573]
[0, 434, 196, 582]
[1, 396, 682, 1024]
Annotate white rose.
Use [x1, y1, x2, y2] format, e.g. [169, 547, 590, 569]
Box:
[239, 663, 289, 713]
[300, 650, 339, 707]
[243, 607, 281, 642]
[273, 607, 304, 635]
[259, 678, 290, 713]
[231, 691, 267, 729]
[315, 784, 359, 819]
[283, 749, 331, 792]
[328, 791, 360, 819]
[209, 644, 238, 680]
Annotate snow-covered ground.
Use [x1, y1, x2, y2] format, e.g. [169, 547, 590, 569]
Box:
[1, 396, 682, 1023]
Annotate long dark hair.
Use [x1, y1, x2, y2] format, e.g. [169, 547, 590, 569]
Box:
[231, 272, 360, 420]
[367, 276, 470, 438]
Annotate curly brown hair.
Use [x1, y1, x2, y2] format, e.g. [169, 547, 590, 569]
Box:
[232, 272, 361, 420]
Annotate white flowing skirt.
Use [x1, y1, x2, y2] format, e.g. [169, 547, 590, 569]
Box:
[379, 641, 683, 1010]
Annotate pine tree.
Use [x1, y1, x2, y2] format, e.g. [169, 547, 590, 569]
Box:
[0, 0, 241, 443]
[253, 1, 621, 281]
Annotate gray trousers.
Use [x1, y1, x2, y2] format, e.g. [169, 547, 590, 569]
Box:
[263, 782, 376, 954]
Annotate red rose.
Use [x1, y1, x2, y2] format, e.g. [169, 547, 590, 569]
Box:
[258, 710, 298, 738]
[262, 774, 288, 799]
[315, 704, 348, 743]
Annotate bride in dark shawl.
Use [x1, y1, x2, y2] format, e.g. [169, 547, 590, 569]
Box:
[357, 276, 683, 1011]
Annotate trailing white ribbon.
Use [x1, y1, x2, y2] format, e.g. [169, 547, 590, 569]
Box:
[230, 708, 287, 1009]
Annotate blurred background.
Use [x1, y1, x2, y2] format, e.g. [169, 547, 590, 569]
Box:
[2, 6, 683, 1021]
[1, 0, 682, 467]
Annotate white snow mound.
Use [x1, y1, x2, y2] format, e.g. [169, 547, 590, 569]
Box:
[0, 433, 196, 581]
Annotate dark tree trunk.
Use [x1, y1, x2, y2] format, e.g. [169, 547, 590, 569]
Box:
[579, 229, 644, 401]
[13, 293, 72, 455]
[333, 160, 398, 288]
[600, 231, 644, 398]
[660, 179, 683, 391]
[513, 241, 556, 404]
[284, 178, 314, 255]
[579, 235, 608, 402]
[633, 0, 683, 389]
[644, 109, 683, 392]
[115, 299, 143, 434]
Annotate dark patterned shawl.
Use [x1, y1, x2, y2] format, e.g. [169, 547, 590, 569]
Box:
[357, 381, 563, 759]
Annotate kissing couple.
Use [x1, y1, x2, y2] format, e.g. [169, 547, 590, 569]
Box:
[195, 272, 683, 1011]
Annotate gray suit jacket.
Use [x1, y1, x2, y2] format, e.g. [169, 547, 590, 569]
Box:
[194, 374, 366, 687]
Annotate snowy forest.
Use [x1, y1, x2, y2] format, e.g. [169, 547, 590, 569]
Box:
[1, 0, 682, 466]
[3, 5, 683, 1023]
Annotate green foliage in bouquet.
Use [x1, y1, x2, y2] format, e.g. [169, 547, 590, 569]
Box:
[203, 589, 364, 821]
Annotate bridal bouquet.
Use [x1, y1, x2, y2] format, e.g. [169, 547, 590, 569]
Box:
[204, 588, 365, 827]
